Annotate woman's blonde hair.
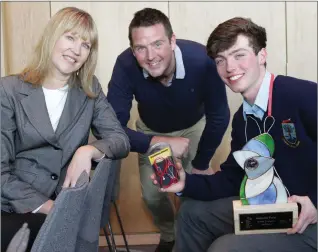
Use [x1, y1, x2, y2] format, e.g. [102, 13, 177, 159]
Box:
[20, 7, 99, 98]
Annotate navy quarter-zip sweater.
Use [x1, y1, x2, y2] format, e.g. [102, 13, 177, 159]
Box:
[182, 75, 317, 207]
[107, 39, 230, 169]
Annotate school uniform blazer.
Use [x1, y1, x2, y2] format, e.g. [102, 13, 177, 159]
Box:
[1, 75, 130, 214]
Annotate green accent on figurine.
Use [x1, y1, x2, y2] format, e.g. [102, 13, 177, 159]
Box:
[254, 133, 275, 156]
[240, 175, 249, 205]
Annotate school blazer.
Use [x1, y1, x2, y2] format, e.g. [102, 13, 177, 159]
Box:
[1, 75, 130, 213]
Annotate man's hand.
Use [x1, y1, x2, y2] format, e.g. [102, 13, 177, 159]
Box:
[151, 136, 189, 158]
[63, 145, 102, 188]
[150, 161, 186, 193]
[192, 167, 214, 175]
[287, 195, 317, 234]
[38, 200, 54, 215]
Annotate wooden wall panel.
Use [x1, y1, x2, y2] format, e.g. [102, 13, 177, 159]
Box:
[1, 3, 6, 77]
[2, 2, 50, 75]
[286, 2, 317, 82]
[169, 2, 286, 169]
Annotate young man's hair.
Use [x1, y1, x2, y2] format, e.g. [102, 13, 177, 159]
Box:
[206, 17, 267, 59]
[128, 8, 173, 46]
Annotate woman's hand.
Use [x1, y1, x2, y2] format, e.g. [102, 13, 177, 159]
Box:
[63, 145, 103, 188]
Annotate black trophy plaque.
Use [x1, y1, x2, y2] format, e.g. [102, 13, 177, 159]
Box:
[233, 200, 298, 235]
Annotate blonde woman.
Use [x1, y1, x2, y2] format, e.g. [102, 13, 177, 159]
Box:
[1, 7, 130, 250]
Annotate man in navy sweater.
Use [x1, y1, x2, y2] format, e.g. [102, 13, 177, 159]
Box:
[152, 17, 317, 251]
[107, 8, 230, 251]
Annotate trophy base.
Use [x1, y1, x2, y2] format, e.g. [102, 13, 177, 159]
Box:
[233, 200, 298, 235]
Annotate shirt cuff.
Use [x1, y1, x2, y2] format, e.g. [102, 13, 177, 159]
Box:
[93, 153, 105, 162]
[32, 204, 44, 213]
[191, 158, 209, 170]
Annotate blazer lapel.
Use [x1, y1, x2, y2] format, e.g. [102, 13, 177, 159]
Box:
[20, 83, 60, 148]
[55, 80, 88, 137]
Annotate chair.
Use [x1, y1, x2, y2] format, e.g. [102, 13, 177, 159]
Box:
[75, 158, 113, 252]
[31, 171, 89, 252]
[31, 159, 119, 252]
[101, 160, 130, 252]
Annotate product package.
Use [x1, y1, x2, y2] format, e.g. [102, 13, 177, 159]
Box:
[148, 142, 179, 189]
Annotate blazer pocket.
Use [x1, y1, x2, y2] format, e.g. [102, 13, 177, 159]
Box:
[13, 159, 38, 185]
[13, 169, 37, 185]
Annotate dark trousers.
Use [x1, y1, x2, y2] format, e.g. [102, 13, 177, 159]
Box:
[176, 197, 317, 252]
[1, 211, 46, 252]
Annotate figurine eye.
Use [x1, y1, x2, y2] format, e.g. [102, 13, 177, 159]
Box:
[244, 158, 259, 170]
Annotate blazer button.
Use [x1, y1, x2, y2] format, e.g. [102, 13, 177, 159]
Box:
[51, 174, 58, 180]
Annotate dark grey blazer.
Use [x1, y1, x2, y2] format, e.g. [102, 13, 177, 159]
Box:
[1, 75, 130, 213]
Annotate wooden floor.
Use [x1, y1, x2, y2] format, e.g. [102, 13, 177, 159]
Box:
[99, 233, 160, 246]
[98, 233, 160, 251]
[99, 244, 156, 252]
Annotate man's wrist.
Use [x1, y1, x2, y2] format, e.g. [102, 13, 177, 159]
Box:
[150, 135, 160, 145]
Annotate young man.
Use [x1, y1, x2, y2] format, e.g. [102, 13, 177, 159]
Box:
[107, 8, 230, 251]
[152, 17, 317, 252]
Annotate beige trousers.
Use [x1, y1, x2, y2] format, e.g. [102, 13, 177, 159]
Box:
[136, 116, 206, 241]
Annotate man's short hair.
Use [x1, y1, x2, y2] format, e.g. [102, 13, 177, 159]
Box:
[206, 17, 267, 59]
[128, 8, 173, 46]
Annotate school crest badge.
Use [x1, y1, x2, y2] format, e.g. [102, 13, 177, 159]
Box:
[282, 119, 300, 147]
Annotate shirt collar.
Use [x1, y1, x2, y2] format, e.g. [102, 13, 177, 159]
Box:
[143, 45, 185, 83]
[243, 71, 272, 121]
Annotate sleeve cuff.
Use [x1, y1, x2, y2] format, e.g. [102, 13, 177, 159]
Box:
[191, 159, 209, 170]
[32, 204, 44, 213]
[141, 134, 154, 154]
[180, 172, 199, 198]
[93, 153, 105, 162]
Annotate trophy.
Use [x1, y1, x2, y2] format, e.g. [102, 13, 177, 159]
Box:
[147, 142, 179, 189]
[232, 133, 298, 235]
